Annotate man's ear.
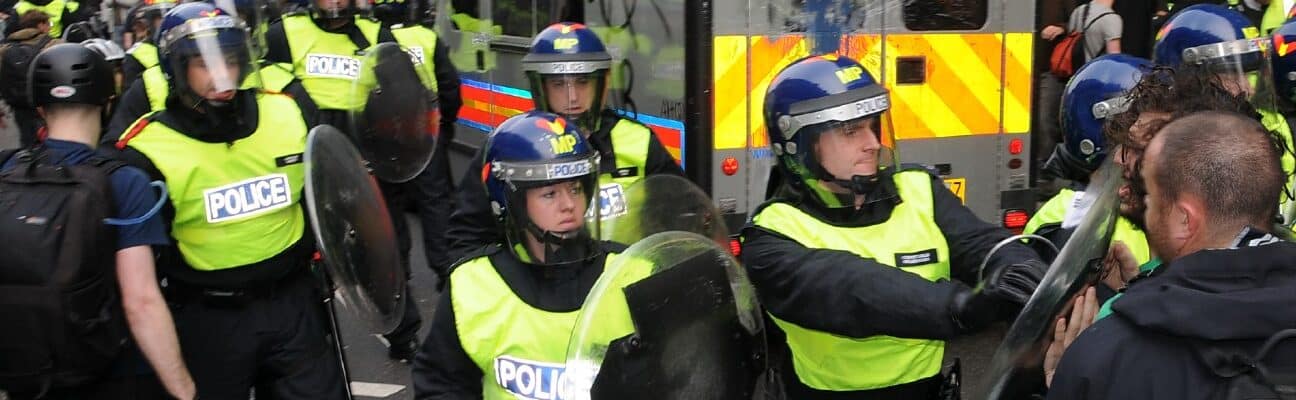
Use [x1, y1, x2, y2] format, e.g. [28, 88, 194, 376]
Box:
[1176, 195, 1207, 241]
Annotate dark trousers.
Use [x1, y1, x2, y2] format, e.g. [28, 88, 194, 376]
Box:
[5, 373, 169, 400]
[166, 271, 348, 400]
[379, 129, 455, 345]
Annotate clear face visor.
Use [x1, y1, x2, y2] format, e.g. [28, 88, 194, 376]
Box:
[161, 16, 257, 94]
[538, 73, 605, 121]
[1182, 37, 1277, 111]
[778, 87, 899, 208]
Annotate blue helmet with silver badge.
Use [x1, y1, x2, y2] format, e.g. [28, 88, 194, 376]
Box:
[1049, 54, 1152, 182]
[156, 2, 255, 98]
[1154, 4, 1263, 70]
[522, 23, 613, 135]
[483, 110, 602, 265]
[764, 54, 893, 209]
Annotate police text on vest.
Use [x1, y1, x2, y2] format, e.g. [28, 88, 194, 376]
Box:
[494, 356, 572, 400]
[305, 54, 362, 79]
[203, 174, 293, 223]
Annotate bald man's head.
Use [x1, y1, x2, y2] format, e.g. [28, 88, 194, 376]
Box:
[1137, 111, 1283, 259]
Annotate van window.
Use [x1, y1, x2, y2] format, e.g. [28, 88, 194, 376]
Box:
[903, 0, 987, 31]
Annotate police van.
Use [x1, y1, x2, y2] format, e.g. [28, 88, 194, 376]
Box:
[434, 0, 1037, 231]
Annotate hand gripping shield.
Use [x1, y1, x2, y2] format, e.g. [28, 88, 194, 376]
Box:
[978, 159, 1124, 399]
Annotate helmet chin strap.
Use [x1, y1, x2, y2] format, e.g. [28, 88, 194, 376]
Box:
[524, 220, 591, 265]
[829, 174, 882, 196]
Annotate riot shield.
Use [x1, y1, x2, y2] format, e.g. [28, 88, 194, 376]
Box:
[304, 125, 406, 335]
[563, 231, 764, 400]
[593, 174, 729, 246]
[979, 158, 1125, 399]
[349, 42, 436, 183]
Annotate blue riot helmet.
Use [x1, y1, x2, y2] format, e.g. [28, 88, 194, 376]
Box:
[522, 23, 612, 135]
[764, 54, 896, 210]
[1271, 20, 1296, 104]
[483, 111, 603, 265]
[1048, 55, 1152, 183]
[1153, 4, 1277, 108]
[156, 3, 259, 108]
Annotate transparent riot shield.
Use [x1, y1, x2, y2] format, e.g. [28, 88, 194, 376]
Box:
[304, 125, 406, 335]
[349, 42, 436, 183]
[564, 231, 764, 400]
[978, 158, 1125, 399]
[593, 174, 729, 246]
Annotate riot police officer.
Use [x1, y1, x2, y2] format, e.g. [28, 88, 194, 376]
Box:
[412, 111, 619, 398]
[447, 22, 683, 262]
[367, 0, 463, 293]
[104, 0, 313, 145]
[108, 4, 343, 398]
[1153, 4, 1296, 205]
[120, 0, 177, 90]
[740, 54, 1047, 398]
[1025, 54, 1152, 267]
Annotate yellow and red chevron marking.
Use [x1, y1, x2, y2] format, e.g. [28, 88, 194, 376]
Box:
[713, 33, 1033, 150]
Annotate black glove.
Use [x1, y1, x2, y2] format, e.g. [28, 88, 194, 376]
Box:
[983, 260, 1048, 305]
[948, 283, 998, 334]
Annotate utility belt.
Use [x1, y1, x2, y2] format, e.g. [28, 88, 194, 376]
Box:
[162, 269, 311, 309]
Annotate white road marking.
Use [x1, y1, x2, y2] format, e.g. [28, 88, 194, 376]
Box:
[351, 381, 405, 398]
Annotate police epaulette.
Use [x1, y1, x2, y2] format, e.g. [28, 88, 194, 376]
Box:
[599, 240, 629, 254]
[115, 113, 158, 150]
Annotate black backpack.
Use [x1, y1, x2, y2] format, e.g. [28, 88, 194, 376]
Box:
[1207, 327, 1296, 398]
[0, 35, 54, 108]
[0, 148, 129, 394]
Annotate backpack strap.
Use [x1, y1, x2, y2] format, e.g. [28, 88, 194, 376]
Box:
[0, 148, 20, 166]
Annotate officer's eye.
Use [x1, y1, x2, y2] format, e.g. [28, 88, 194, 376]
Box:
[540, 189, 556, 199]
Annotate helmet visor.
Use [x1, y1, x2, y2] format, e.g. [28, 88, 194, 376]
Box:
[531, 72, 609, 133]
[161, 15, 258, 94]
[495, 153, 604, 265]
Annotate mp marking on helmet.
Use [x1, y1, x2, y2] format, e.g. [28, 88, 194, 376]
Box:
[493, 356, 572, 400]
[203, 174, 293, 223]
[305, 54, 362, 78]
[538, 118, 578, 154]
[835, 66, 864, 84]
[553, 38, 579, 50]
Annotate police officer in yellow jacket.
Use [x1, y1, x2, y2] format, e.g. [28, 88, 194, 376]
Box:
[741, 55, 1048, 398]
[106, 4, 343, 398]
[262, 0, 395, 128]
[412, 111, 621, 398]
[447, 22, 683, 262]
[1025, 54, 1152, 266]
[120, 0, 176, 91]
[367, 0, 463, 285]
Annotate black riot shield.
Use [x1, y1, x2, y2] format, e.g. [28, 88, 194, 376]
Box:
[349, 42, 436, 183]
[564, 231, 764, 400]
[594, 174, 730, 246]
[304, 125, 407, 335]
[978, 159, 1125, 399]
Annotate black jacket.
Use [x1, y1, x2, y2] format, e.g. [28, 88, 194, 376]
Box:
[411, 242, 622, 399]
[740, 168, 1044, 398]
[1048, 229, 1296, 400]
[445, 111, 684, 263]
